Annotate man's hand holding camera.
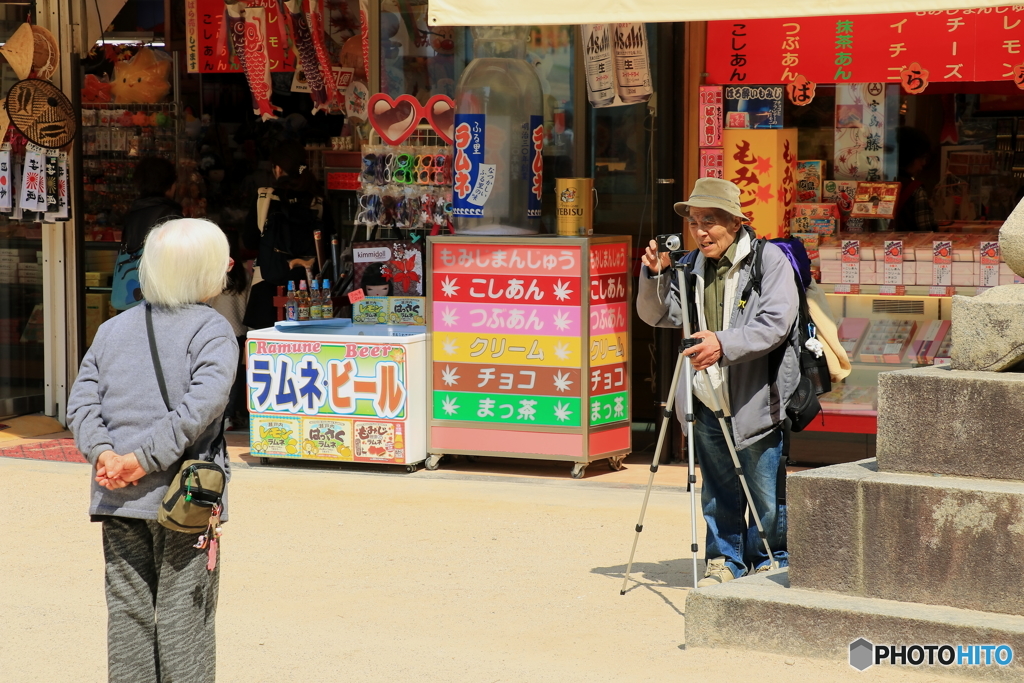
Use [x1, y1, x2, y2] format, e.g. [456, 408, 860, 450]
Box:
[641, 239, 671, 274]
[685, 330, 723, 371]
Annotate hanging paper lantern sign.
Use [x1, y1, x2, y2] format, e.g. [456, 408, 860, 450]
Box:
[900, 62, 929, 95]
[786, 75, 816, 106]
[368, 94, 421, 145]
[6, 79, 77, 148]
[1013, 64, 1024, 91]
[425, 95, 455, 145]
[0, 24, 35, 80]
[345, 81, 369, 122]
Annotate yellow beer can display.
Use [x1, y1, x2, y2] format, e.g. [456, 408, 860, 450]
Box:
[556, 178, 594, 236]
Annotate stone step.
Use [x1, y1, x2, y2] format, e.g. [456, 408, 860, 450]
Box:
[788, 459, 1024, 617]
[685, 568, 1024, 680]
[877, 366, 1024, 481]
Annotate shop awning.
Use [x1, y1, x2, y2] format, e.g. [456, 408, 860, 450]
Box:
[85, 0, 130, 51]
[427, 0, 1012, 26]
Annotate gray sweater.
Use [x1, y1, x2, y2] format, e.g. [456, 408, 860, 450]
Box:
[636, 229, 800, 450]
[67, 303, 238, 520]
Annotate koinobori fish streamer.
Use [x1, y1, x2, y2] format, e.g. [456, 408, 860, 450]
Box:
[306, 0, 342, 111]
[241, 5, 279, 120]
[224, 1, 258, 114]
[284, 0, 330, 114]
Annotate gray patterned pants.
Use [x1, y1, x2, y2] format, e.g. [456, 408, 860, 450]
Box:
[102, 517, 219, 683]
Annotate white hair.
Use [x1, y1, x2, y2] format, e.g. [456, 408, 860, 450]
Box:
[139, 218, 229, 308]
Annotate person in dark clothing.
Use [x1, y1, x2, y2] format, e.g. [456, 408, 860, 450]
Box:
[122, 157, 182, 253]
[242, 142, 329, 329]
[894, 127, 938, 232]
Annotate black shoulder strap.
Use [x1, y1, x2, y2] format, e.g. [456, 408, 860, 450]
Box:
[738, 236, 767, 310]
[145, 303, 172, 412]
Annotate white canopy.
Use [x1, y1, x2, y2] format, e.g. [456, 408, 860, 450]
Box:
[427, 0, 1008, 26]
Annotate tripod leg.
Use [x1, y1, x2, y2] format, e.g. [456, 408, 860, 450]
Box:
[684, 371, 700, 589]
[620, 349, 685, 596]
[700, 381, 778, 570]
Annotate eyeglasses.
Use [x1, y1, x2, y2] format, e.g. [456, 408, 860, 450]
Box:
[686, 215, 729, 230]
[392, 153, 416, 184]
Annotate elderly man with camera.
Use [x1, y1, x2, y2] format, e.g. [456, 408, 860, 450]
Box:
[637, 177, 800, 587]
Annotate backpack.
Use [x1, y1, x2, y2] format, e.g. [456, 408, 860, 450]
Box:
[111, 244, 144, 310]
[739, 235, 831, 432]
[256, 188, 324, 285]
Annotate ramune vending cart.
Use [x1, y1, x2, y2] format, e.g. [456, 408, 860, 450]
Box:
[246, 322, 426, 471]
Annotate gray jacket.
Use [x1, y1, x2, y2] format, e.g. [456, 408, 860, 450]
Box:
[67, 303, 238, 520]
[637, 229, 800, 450]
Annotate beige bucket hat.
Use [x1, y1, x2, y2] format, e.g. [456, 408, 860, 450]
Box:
[0, 23, 35, 80]
[673, 177, 747, 220]
[31, 25, 59, 81]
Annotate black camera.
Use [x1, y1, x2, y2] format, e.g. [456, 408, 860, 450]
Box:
[656, 233, 683, 253]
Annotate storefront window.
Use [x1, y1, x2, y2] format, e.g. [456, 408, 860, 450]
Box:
[589, 25, 656, 235]
[0, 11, 45, 415]
[379, 0, 456, 102]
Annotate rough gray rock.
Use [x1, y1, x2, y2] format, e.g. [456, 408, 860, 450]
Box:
[999, 196, 1024, 277]
[876, 366, 1024, 480]
[951, 285, 1024, 371]
[686, 568, 1024, 680]
[788, 459, 1024, 617]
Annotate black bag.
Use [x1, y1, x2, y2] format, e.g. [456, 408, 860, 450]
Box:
[740, 235, 831, 432]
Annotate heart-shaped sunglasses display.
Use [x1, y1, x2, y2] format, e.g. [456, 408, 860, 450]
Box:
[424, 95, 454, 145]
[367, 93, 456, 146]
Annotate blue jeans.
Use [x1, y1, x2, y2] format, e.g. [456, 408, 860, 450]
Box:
[694, 402, 788, 579]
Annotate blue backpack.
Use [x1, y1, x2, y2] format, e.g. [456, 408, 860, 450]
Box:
[111, 245, 144, 310]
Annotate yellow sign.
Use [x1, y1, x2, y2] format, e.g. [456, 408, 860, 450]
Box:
[589, 333, 628, 367]
[433, 332, 581, 368]
[722, 128, 798, 239]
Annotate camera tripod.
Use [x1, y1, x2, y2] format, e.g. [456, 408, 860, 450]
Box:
[620, 252, 778, 594]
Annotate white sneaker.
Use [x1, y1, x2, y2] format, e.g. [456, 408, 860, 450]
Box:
[697, 557, 735, 588]
[224, 418, 234, 432]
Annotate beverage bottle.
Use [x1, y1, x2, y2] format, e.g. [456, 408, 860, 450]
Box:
[297, 280, 310, 321]
[453, 26, 545, 235]
[309, 279, 323, 320]
[581, 25, 616, 107]
[320, 279, 334, 319]
[285, 280, 298, 321]
[613, 23, 653, 104]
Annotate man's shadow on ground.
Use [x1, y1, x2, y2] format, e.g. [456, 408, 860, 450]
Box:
[591, 558, 705, 617]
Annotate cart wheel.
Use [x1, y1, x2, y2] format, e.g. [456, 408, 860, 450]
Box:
[608, 456, 626, 471]
[259, 457, 270, 466]
[405, 463, 419, 473]
[425, 454, 442, 471]
[571, 463, 587, 479]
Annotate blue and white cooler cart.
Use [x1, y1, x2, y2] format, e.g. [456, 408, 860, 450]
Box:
[245, 322, 427, 471]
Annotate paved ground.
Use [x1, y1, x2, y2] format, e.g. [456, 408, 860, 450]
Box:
[0, 449, 961, 683]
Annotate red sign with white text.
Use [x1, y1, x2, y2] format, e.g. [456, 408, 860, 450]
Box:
[707, 7, 1024, 85]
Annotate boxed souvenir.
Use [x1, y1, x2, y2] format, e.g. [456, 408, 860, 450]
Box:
[850, 181, 901, 218]
[724, 85, 784, 129]
[836, 317, 870, 357]
[795, 161, 823, 202]
[858, 319, 917, 364]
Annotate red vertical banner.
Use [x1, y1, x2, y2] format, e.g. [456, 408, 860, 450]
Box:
[189, 0, 296, 73]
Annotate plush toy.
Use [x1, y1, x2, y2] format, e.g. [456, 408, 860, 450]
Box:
[81, 74, 112, 103]
[110, 48, 171, 104]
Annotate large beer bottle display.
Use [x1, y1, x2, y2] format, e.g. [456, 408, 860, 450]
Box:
[613, 23, 653, 104]
[453, 27, 544, 235]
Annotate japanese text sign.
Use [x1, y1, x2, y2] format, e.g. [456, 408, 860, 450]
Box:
[707, 7, 1024, 86]
[186, 0, 295, 73]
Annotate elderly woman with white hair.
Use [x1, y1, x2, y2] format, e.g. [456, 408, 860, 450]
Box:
[68, 218, 238, 683]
